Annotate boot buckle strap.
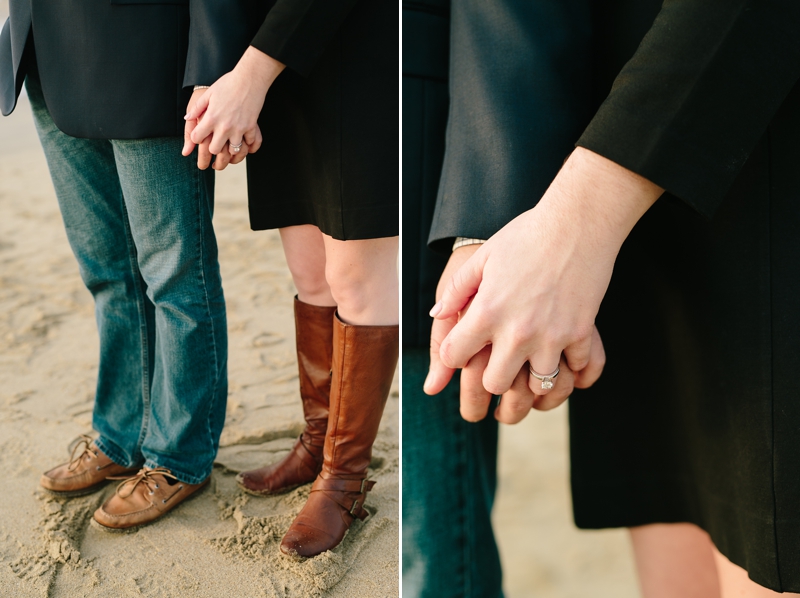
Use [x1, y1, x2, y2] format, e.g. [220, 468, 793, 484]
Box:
[348, 497, 370, 520]
[311, 477, 375, 493]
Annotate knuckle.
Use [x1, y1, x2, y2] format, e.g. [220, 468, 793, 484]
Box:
[503, 397, 529, 414]
[439, 340, 456, 367]
[463, 393, 488, 410]
[482, 376, 506, 396]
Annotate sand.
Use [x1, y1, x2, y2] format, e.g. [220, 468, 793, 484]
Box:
[494, 411, 641, 598]
[0, 19, 399, 596]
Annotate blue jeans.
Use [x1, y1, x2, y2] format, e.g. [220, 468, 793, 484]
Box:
[402, 348, 503, 598]
[26, 69, 227, 485]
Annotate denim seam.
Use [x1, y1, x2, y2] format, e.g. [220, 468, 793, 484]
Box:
[453, 408, 469, 596]
[117, 185, 152, 464]
[195, 170, 221, 478]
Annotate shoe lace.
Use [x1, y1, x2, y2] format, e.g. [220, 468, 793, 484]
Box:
[66, 434, 99, 472]
[109, 467, 178, 499]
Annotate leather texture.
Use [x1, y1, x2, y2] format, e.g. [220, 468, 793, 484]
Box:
[40, 441, 140, 497]
[236, 298, 336, 495]
[280, 314, 398, 558]
[93, 468, 208, 531]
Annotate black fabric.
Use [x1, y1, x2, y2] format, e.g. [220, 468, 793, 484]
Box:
[401, 1, 449, 348]
[250, 0, 358, 77]
[569, 1, 800, 591]
[427, 0, 594, 252]
[246, 0, 397, 241]
[423, 0, 800, 591]
[577, 0, 800, 218]
[0, 0, 253, 138]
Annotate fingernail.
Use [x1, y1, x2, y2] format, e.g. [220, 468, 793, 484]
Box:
[184, 114, 191, 120]
[429, 302, 442, 318]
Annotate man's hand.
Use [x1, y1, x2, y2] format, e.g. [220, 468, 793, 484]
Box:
[182, 89, 215, 169]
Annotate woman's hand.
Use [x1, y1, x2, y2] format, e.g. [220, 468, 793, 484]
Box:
[184, 46, 284, 156]
[431, 148, 663, 397]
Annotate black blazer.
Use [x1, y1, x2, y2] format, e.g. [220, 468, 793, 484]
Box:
[0, 0, 253, 138]
[402, 0, 450, 348]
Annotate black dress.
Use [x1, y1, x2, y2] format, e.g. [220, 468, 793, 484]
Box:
[425, 0, 800, 591]
[569, 0, 800, 592]
[244, 0, 398, 241]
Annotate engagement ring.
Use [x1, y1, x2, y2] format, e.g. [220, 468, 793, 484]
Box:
[529, 365, 560, 390]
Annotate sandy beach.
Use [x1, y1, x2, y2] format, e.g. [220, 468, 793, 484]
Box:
[0, 17, 398, 596]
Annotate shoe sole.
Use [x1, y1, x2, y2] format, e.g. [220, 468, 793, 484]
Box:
[41, 480, 110, 498]
[89, 479, 210, 534]
[41, 468, 142, 499]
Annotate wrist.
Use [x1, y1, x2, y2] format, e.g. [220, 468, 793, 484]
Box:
[540, 147, 663, 251]
[235, 46, 286, 95]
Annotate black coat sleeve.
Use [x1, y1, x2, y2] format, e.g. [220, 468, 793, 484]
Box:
[184, 0, 254, 87]
[578, 0, 800, 218]
[250, 0, 358, 76]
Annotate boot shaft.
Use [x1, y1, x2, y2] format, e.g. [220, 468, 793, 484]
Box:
[294, 297, 337, 443]
[324, 314, 399, 478]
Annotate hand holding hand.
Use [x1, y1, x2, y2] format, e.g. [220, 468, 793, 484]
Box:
[431, 148, 663, 397]
[424, 243, 607, 424]
[185, 46, 284, 156]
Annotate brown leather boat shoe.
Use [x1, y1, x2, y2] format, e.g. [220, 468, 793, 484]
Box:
[92, 467, 208, 533]
[40, 435, 140, 498]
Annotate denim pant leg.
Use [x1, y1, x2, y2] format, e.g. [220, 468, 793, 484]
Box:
[26, 72, 154, 469]
[402, 348, 503, 598]
[110, 139, 227, 485]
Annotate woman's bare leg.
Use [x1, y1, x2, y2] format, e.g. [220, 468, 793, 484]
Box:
[279, 225, 336, 307]
[630, 523, 721, 598]
[714, 545, 798, 597]
[322, 235, 398, 326]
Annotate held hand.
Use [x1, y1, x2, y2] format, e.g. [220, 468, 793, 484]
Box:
[424, 244, 598, 424]
[185, 46, 284, 155]
[182, 89, 214, 169]
[209, 125, 263, 171]
[448, 328, 604, 424]
[431, 148, 663, 396]
[423, 244, 482, 397]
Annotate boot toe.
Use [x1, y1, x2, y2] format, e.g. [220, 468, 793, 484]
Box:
[236, 470, 271, 493]
[280, 522, 339, 558]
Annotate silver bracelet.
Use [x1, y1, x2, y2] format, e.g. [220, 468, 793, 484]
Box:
[193, 85, 211, 91]
[452, 237, 487, 251]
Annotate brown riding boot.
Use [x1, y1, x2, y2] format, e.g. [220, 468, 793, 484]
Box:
[236, 298, 337, 495]
[280, 313, 398, 558]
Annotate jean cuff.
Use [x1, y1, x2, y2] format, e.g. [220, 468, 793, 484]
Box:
[143, 457, 212, 485]
[95, 435, 144, 470]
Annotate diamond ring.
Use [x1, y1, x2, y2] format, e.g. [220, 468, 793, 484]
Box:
[229, 141, 243, 154]
[528, 364, 560, 390]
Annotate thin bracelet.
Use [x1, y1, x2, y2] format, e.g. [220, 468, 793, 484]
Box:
[452, 237, 487, 251]
[193, 85, 211, 91]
